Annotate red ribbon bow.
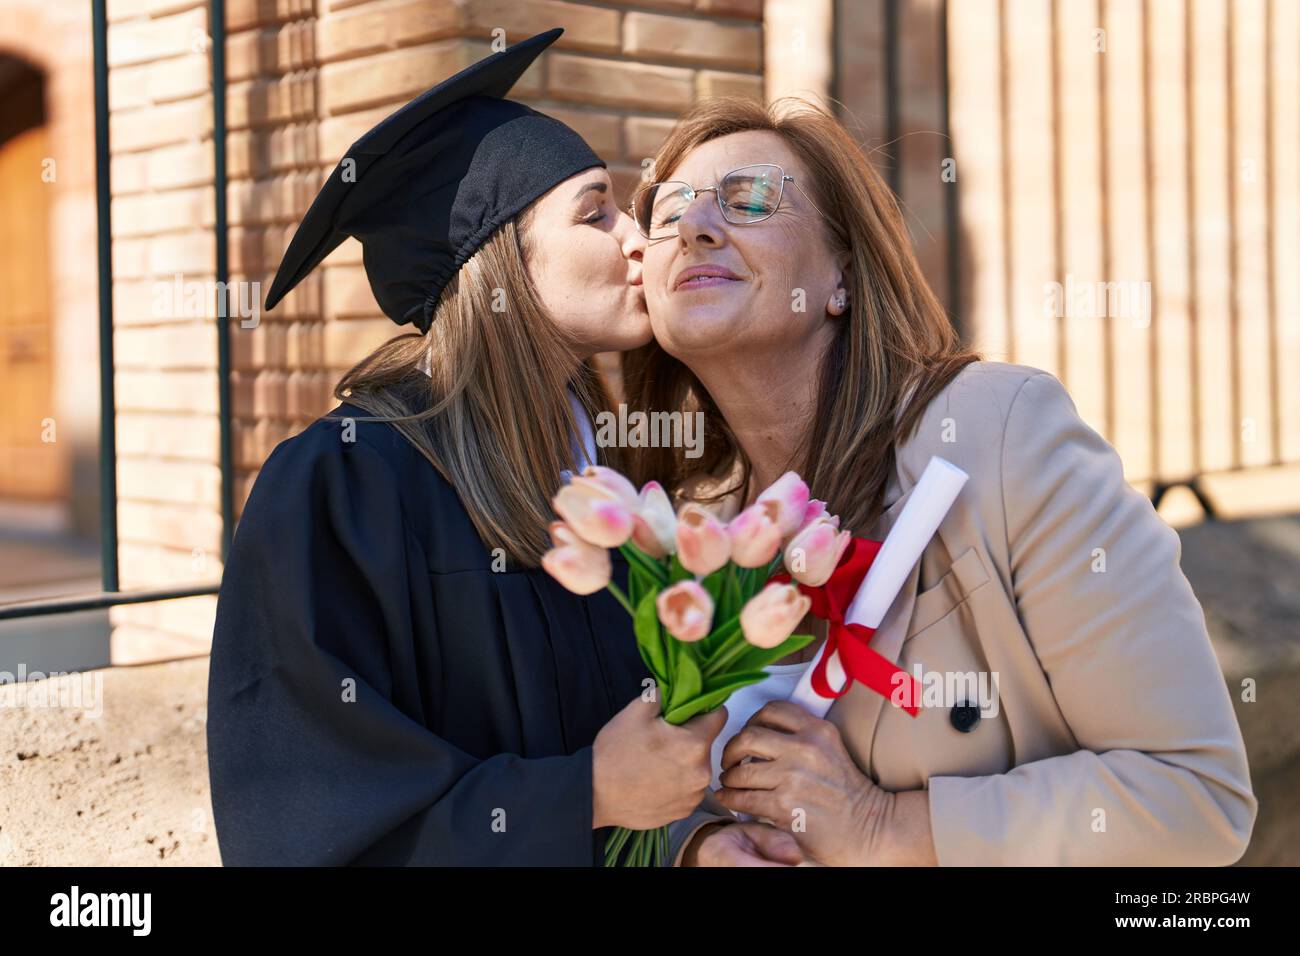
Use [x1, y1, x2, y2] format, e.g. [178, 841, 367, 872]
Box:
[771, 536, 921, 717]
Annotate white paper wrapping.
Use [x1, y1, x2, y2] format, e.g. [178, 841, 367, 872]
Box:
[787, 456, 969, 718]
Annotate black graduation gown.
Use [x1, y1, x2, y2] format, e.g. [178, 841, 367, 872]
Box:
[206, 401, 648, 865]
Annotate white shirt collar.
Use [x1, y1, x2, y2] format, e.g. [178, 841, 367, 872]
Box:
[563, 386, 597, 480]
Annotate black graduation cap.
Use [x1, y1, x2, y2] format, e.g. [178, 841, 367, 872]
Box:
[263, 28, 604, 333]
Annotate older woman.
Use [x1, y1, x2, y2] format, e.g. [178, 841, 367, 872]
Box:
[622, 97, 1257, 866]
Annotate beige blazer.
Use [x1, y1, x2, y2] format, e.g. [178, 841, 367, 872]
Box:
[668, 360, 1257, 866]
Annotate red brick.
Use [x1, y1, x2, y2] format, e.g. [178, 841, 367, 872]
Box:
[695, 0, 763, 18]
[114, 322, 217, 370]
[317, 0, 462, 63]
[117, 458, 221, 507]
[324, 316, 399, 367]
[111, 97, 212, 153]
[116, 412, 220, 460]
[464, 0, 620, 55]
[543, 106, 622, 159]
[323, 264, 382, 318]
[285, 321, 324, 368]
[547, 54, 694, 112]
[319, 104, 393, 160]
[319, 40, 466, 115]
[623, 11, 761, 70]
[695, 68, 763, 101]
[116, 370, 219, 414]
[624, 115, 677, 164]
[146, 141, 215, 190]
[117, 499, 223, 553]
[108, 7, 209, 67]
[226, 0, 302, 33]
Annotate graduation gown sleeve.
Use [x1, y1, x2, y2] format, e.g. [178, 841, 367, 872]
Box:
[206, 423, 602, 866]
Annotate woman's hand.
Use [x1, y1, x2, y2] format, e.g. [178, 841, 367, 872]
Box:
[591, 695, 727, 830]
[683, 821, 804, 867]
[715, 700, 937, 866]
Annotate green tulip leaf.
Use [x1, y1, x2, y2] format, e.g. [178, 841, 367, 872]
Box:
[712, 633, 817, 676]
[666, 646, 703, 719]
[700, 615, 741, 660]
[701, 567, 724, 606]
[668, 552, 693, 585]
[633, 588, 668, 685]
[664, 669, 769, 724]
[620, 542, 668, 588]
[628, 561, 652, 612]
[715, 565, 743, 622]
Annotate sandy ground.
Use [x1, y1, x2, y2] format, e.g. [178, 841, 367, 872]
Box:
[0, 656, 217, 866]
[1, 514, 1296, 867]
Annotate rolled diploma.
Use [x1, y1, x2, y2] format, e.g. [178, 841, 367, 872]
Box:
[787, 456, 969, 718]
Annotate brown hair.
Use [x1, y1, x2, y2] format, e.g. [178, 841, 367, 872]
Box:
[332, 210, 618, 567]
[621, 96, 980, 534]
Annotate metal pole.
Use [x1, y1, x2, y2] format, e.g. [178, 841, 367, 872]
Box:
[0, 584, 222, 621]
[211, 0, 234, 562]
[91, 0, 119, 593]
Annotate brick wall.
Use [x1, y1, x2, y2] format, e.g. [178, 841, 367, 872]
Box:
[102, 0, 764, 661]
[105, 0, 223, 661]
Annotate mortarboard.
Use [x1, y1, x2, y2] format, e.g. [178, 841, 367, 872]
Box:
[263, 28, 604, 333]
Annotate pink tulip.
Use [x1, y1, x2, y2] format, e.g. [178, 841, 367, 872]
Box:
[675, 503, 731, 576]
[783, 517, 852, 587]
[630, 480, 677, 559]
[553, 476, 634, 548]
[656, 580, 714, 642]
[755, 471, 811, 537]
[788, 499, 835, 541]
[578, 465, 641, 512]
[740, 582, 812, 649]
[541, 521, 612, 594]
[727, 502, 784, 568]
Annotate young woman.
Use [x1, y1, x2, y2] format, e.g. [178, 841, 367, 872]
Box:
[623, 97, 1256, 866]
[206, 31, 724, 867]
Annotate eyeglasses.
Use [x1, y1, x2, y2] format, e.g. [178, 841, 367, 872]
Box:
[629, 163, 833, 241]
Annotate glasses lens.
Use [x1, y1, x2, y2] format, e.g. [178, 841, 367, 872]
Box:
[719, 165, 783, 223]
[634, 182, 692, 239]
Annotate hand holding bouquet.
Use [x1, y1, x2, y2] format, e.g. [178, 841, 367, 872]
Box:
[542, 466, 851, 866]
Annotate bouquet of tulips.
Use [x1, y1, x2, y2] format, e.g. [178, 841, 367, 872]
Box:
[541, 465, 852, 867]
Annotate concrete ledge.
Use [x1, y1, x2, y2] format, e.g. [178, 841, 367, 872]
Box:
[0, 657, 217, 866]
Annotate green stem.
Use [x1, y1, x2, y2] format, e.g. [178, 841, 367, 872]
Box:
[603, 825, 634, 866]
[619, 543, 667, 586]
[738, 565, 752, 596]
[639, 829, 655, 866]
[606, 581, 634, 616]
[702, 629, 751, 678]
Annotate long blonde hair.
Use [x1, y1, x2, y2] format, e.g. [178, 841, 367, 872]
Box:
[333, 211, 617, 566]
[622, 97, 979, 533]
